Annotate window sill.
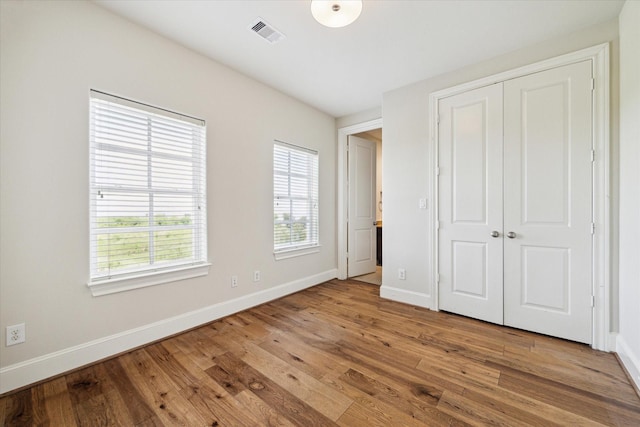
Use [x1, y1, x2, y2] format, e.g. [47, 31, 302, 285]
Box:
[274, 245, 321, 261]
[88, 263, 211, 296]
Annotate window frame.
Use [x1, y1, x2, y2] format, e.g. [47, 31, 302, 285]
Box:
[273, 140, 320, 259]
[88, 90, 209, 296]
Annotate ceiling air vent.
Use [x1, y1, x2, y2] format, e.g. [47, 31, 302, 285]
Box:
[249, 18, 286, 44]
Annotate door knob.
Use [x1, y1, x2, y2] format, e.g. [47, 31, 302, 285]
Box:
[373, 222, 377, 226]
[506, 231, 516, 239]
[491, 231, 500, 238]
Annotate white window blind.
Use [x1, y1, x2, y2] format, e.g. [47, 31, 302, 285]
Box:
[89, 90, 207, 283]
[273, 141, 319, 252]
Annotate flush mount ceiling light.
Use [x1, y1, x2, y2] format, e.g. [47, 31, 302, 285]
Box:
[311, 0, 363, 28]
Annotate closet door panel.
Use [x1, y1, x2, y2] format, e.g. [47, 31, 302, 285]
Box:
[438, 83, 503, 324]
[503, 60, 593, 344]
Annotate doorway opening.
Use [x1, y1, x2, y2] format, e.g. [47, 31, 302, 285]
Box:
[337, 118, 383, 283]
[351, 129, 382, 286]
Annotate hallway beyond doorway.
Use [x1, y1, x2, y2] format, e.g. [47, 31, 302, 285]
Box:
[352, 266, 382, 286]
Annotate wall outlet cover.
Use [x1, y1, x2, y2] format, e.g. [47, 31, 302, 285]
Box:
[6, 323, 25, 346]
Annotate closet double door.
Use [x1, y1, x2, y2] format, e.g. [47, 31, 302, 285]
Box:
[438, 61, 593, 344]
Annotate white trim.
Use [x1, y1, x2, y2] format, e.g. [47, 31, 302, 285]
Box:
[89, 92, 208, 287]
[273, 245, 321, 260]
[429, 87, 440, 312]
[0, 269, 337, 394]
[617, 334, 640, 391]
[273, 141, 320, 253]
[429, 43, 610, 350]
[337, 118, 383, 279]
[88, 262, 211, 296]
[380, 286, 432, 309]
[608, 332, 619, 352]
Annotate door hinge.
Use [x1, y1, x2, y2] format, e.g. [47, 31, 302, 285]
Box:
[436, 114, 440, 125]
[591, 149, 595, 162]
[436, 220, 440, 230]
[435, 166, 440, 176]
[346, 252, 349, 259]
[591, 223, 595, 235]
[436, 273, 440, 283]
[591, 295, 595, 307]
[590, 78, 595, 91]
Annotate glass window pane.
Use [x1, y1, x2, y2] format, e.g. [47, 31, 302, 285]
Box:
[273, 141, 318, 251]
[90, 92, 207, 280]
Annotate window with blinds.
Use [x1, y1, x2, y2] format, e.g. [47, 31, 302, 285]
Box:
[89, 90, 207, 284]
[273, 141, 319, 252]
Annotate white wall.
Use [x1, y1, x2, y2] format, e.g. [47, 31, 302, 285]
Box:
[380, 20, 620, 313]
[336, 107, 382, 129]
[617, 0, 640, 389]
[0, 1, 336, 393]
[376, 139, 383, 223]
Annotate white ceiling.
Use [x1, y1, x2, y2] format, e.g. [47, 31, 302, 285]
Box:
[94, 0, 624, 118]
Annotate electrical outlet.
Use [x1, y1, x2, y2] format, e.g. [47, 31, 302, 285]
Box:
[253, 270, 261, 282]
[231, 275, 238, 287]
[6, 323, 25, 346]
[398, 268, 406, 280]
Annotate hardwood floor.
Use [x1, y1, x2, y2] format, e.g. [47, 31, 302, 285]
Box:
[1, 279, 639, 426]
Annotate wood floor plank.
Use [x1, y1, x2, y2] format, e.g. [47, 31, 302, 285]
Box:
[421, 357, 610, 426]
[1, 279, 638, 426]
[498, 370, 640, 425]
[502, 343, 638, 399]
[209, 352, 340, 426]
[154, 389, 211, 426]
[118, 350, 197, 426]
[234, 389, 298, 427]
[29, 385, 48, 426]
[178, 376, 263, 426]
[458, 386, 600, 427]
[437, 390, 533, 427]
[165, 327, 224, 370]
[42, 378, 76, 427]
[416, 356, 501, 387]
[336, 368, 470, 426]
[258, 331, 352, 381]
[0, 392, 7, 426]
[102, 358, 157, 425]
[66, 364, 136, 426]
[240, 340, 352, 421]
[329, 373, 428, 427]
[121, 353, 209, 427]
[300, 331, 466, 399]
[488, 347, 640, 411]
[144, 342, 203, 392]
[3, 389, 33, 427]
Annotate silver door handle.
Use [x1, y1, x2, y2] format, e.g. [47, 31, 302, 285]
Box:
[491, 231, 500, 238]
[506, 231, 516, 239]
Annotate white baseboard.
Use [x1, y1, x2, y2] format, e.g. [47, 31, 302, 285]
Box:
[616, 333, 640, 391]
[380, 285, 434, 310]
[0, 269, 337, 395]
[608, 332, 619, 352]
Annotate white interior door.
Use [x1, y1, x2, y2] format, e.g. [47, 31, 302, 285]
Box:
[348, 135, 377, 277]
[438, 84, 504, 324]
[503, 61, 593, 343]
